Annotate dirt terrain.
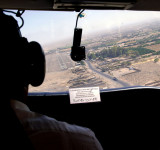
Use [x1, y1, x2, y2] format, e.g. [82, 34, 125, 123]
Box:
[114, 61, 160, 86]
[30, 66, 108, 92]
[30, 53, 160, 92]
[30, 51, 108, 92]
[30, 69, 75, 92]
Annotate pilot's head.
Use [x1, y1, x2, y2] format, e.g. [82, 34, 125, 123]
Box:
[0, 10, 46, 101]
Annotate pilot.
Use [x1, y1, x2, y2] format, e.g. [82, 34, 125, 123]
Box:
[0, 10, 103, 150]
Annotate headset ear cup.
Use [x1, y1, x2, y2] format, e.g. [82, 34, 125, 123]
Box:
[28, 41, 46, 87]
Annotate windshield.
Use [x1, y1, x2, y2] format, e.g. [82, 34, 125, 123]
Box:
[14, 10, 160, 92]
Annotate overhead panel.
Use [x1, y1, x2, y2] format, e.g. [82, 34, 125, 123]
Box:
[53, 0, 137, 10]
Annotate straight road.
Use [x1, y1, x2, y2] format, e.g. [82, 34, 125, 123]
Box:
[85, 60, 130, 87]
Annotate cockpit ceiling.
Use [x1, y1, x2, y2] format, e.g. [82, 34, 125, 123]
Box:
[0, 0, 160, 11]
[53, 0, 136, 10]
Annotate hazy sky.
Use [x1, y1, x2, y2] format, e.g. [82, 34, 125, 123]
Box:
[6, 10, 160, 50]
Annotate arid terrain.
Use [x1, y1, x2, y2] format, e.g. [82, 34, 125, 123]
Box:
[30, 20, 160, 92]
[114, 60, 160, 86]
[30, 51, 108, 92]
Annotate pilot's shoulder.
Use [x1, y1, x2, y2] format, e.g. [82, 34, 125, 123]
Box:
[24, 114, 103, 150]
[35, 114, 94, 137]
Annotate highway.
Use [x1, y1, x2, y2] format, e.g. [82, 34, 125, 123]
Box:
[85, 60, 130, 87]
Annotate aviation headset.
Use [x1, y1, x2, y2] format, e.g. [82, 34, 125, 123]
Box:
[0, 10, 46, 87]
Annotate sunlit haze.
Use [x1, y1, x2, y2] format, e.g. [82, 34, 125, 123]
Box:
[7, 10, 160, 51]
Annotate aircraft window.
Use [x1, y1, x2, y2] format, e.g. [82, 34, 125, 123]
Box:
[16, 10, 160, 92]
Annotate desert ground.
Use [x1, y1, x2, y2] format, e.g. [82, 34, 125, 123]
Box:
[112, 60, 160, 86]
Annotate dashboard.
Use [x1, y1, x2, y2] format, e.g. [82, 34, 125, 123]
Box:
[28, 87, 160, 149]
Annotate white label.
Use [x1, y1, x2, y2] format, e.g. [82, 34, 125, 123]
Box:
[69, 87, 101, 104]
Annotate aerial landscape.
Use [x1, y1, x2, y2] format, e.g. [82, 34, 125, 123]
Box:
[30, 19, 160, 92]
